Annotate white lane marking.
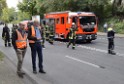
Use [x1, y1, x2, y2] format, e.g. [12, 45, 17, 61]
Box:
[98, 38, 107, 40]
[116, 53, 124, 57]
[55, 41, 124, 57]
[66, 55, 100, 68]
[77, 45, 124, 57]
[78, 45, 107, 53]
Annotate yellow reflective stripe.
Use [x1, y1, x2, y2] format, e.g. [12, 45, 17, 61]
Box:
[16, 40, 27, 42]
[108, 28, 112, 31]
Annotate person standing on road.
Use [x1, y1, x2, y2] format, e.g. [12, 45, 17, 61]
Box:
[28, 20, 46, 74]
[107, 25, 116, 55]
[2, 24, 11, 47]
[12, 22, 27, 78]
[67, 23, 77, 50]
[11, 24, 18, 38]
[103, 22, 108, 33]
[48, 24, 54, 45]
[45, 23, 50, 41]
[11, 24, 18, 33]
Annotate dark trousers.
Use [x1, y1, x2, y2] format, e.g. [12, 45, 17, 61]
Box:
[104, 28, 107, 33]
[42, 38, 45, 47]
[49, 35, 54, 43]
[46, 33, 49, 41]
[5, 38, 11, 47]
[29, 42, 43, 71]
[67, 39, 76, 48]
[108, 40, 114, 52]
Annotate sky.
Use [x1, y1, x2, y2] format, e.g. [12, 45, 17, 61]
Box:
[6, 0, 22, 9]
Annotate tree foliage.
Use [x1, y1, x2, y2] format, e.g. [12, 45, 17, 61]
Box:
[1, 7, 15, 23]
[36, 0, 111, 20]
[18, 0, 37, 16]
[17, 0, 124, 20]
[0, 0, 7, 16]
[112, 0, 124, 16]
[17, 11, 30, 21]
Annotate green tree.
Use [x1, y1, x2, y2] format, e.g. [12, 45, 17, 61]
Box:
[112, 0, 124, 17]
[37, 0, 110, 20]
[0, 0, 7, 17]
[17, 0, 124, 21]
[18, 0, 37, 16]
[17, 11, 30, 21]
[1, 7, 15, 23]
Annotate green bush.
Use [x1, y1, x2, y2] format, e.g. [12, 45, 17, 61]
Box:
[0, 51, 4, 61]
[114, 22, 124, 34]
[99, 17, 124, 34]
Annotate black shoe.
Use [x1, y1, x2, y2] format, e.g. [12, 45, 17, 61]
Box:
[109, 50, 116, 55]
[39, 70, 46, 74]
[42, 45, 45, 48]
[111, 52, 116, 55]
[5, 44, 7, 47]
[42, 46, 46, 49]
[21, 72, 26, 75]
[108, 52, 111, 54]
[17, 73, 24, 78]
[67, 45, 69, 48]
[72, 47, 75, 50]
[33, 70, 37, 74]
[8, 43, 11, 47]
[108, 50, 111, 54]
[8, 45, 11, 47]
[49, 41, 53, 45]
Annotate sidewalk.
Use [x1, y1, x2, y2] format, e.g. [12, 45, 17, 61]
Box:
[0, 52, 36, 84]
[98, 32, 124, 38]
[0, 49, 51, 84]
[0, 56, 25, 84]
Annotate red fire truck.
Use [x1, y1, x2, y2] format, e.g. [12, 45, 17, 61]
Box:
[44, 11, 98, 42]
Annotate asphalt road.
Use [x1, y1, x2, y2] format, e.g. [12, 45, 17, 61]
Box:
[0, 24, 124, 84]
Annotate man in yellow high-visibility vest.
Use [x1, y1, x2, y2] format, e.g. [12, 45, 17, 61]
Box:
[107, 25, 116, 55]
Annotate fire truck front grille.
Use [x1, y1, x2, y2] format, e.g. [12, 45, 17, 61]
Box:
[83, 28, 95, 32]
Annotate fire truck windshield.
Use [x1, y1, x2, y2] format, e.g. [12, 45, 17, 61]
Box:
[79, 16, 96, 25]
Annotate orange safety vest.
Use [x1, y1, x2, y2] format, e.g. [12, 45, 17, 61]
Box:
[16, 29, 27, 49]
[29, 26, 36, 43]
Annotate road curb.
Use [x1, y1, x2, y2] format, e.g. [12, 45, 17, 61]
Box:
[23, 68, 39, 84]
[97, 32, 124, 38]
[0, 50, 38, 84]
[0, 47, 51, 84]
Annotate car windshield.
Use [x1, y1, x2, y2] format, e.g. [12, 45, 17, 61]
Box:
[79, 16, 96, 25]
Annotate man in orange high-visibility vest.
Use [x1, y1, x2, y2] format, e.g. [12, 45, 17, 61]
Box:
[28, 20, 46, 74]
[12, 22, 27, 78]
